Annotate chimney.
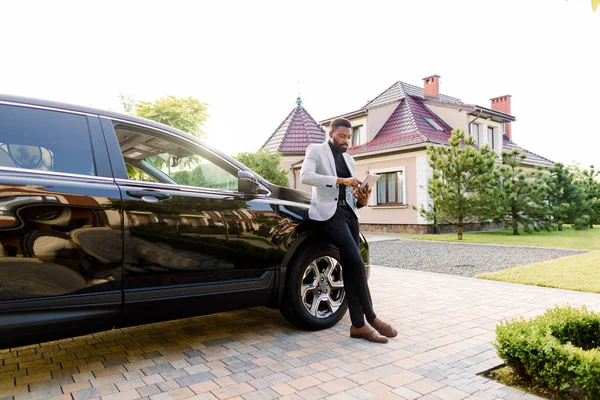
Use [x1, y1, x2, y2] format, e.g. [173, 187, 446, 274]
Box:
[491, 95, 512, 140]
[423, 75, 440, 98]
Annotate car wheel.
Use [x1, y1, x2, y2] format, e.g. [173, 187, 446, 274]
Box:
[280, 243, 348, 330]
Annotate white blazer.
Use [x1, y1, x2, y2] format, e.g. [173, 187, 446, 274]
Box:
[300, 141, 360, 221]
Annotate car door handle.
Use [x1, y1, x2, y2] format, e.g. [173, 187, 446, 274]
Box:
[126, 190, 172, 201]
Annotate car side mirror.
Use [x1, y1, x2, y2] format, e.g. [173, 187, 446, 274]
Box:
[238, 171, 269, 195]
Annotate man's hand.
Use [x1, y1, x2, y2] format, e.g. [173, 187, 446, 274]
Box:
[353, 183, 372, 207]
[337, 177, 361, 188]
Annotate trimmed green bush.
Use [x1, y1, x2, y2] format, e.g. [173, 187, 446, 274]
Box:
[495, 305, 600, 398]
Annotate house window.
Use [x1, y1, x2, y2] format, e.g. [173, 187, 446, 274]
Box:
[351, 125, 365, 146]
[471, 123, 481, 146]
[422, 116, 444, 131]
[487, 126, 495, 150]
[375, 170, 405, 205]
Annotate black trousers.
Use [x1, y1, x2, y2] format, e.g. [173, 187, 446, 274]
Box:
[316, 205, 376, 328]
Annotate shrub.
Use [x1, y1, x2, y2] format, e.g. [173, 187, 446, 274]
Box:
[495, 305, 600, 398]
[573, 215, 591, 230]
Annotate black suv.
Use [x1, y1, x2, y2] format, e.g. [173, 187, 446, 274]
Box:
[0, 95, 369, 349]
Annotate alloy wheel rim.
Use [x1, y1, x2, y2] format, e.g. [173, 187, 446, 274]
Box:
[301, 256, 344, 318]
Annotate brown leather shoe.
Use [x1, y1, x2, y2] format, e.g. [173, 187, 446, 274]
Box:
[350, 324, 388, 343]
[371, 318, 398, 338]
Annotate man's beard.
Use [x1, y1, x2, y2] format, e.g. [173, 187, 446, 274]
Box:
[333, 141, 348, 153]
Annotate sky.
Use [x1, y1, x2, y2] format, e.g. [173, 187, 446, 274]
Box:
[1, 0, 598, 167]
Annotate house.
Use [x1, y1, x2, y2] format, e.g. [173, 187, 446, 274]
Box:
[262, 76, 554, 233]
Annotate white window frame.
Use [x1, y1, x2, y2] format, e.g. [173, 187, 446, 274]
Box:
[367, 166, 407, 207]
[487, 126, 495, 151]
[471, 123, 481, 146]
[351, 125, 365, 146]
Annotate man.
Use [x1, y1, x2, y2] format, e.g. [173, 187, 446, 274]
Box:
[300, 118, 397, 343]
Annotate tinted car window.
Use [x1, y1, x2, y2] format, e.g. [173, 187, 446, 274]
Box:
[115, 125, 238, 191]
[0, 104, 96, 176]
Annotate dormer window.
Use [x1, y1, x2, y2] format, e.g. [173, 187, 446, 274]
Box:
[472, 123, 481, 146]
[422, 116, 444, 131]
[351, 125, 366, 146]
[488, 126, 495, 150]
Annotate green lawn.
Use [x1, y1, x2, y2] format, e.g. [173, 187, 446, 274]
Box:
[477, 251, 600, 294]
[409, 225, 600, 250]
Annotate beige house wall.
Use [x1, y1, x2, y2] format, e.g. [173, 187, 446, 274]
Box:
[426, 104, 469, 131]
[366, 102, 399, 142]
[354, 152, 422, 225]
[281, 154, 308, 190]
[426, 104, 505, 156]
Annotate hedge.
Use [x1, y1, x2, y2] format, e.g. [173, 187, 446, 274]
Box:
[495, 305, 600, 398]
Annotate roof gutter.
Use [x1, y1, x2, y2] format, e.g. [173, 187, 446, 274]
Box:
[471, 106, 517, 122]
[320, 108, 368, 125]
[468, 109, 484, 138]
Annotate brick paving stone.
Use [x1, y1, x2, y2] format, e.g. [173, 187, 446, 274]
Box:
[431, 386, 471, 400]
[117, 379, 147, 392]
[137, 385, 162, 397]
[245, 378, 270, 390]
[143, 364, 175, 376]
[229, 373, 252, 384]
[158, 380, 181, 392]
[72, 383, 119, 400]
[142, 375, 165, 386]
[211, 382, 255, 399]
[239, 388, 279, 400]
[405, 377, 447, 395]
[271, 383, 295, 396]
[149, 387, 195, 400]
[317, 378, 357, 395]
[345, 387, 375, 400]
[187, 394, 217, 400]
[176, 373, 216, 388]
[391, 386, 422, 400]
[287, 376, 321, 391]
[295, 386, 329, 399]
[90, 373, 126, 388]
[101, 389, 141, 400]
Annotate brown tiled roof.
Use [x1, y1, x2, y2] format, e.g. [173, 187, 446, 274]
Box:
[348, 95, 453, 156]
[502, 137, 554, 167]
[260, 101, 325, 155]
[364, 81, 463, 109]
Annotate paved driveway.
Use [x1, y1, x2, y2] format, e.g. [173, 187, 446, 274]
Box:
[370, 239, 585, 276]
[2, 266, 600, 400]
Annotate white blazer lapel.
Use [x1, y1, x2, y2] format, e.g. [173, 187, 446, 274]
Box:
[323, 142, 337, 176]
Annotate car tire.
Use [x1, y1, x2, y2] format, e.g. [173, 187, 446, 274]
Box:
[280, 243, 348, 330]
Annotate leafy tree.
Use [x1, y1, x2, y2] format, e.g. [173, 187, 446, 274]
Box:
[546, 163, 587, 230]
[419, 129, 498, 240]
[235, 151, 289, 187]
[567, 0, 600, 12]
[135, 95, 209, 138]
[118, 92, 135, 114]
[570, 164, 600, 228]
[118, 95, 209, 180]
[495, 149, 552, 235]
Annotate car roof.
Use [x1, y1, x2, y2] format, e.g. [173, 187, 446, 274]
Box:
[0, 93, 259, 180]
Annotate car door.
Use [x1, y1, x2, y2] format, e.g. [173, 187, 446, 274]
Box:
[99, 117, 283, 326]
[0, 102, 123, 349]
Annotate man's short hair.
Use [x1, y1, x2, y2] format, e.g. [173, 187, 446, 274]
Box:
[330, 118, 352, 133]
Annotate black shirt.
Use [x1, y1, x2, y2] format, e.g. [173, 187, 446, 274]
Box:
[328, 141, 350, 203]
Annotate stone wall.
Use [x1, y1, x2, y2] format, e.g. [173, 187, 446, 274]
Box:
[360, 221, 505, 235]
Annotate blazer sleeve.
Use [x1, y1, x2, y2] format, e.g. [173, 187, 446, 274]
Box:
[300, 145, 338, 188]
